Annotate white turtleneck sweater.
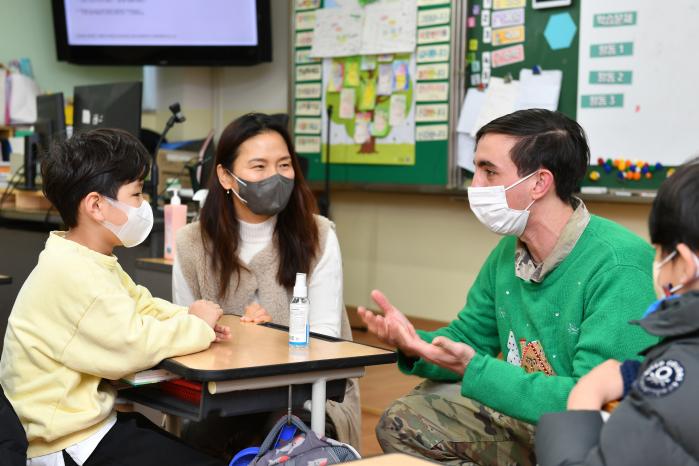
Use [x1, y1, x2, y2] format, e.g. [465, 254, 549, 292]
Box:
[172, 216, 343, 337]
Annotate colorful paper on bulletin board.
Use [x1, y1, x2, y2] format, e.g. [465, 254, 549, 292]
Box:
[310, 7, 363, 58]
[371, 108, 390, 137]
[416, 63, 449, 81]
[389, 93, 407, 125]
[295, 135, 321, 153]
[322, 54, 415, 166]
[416, 44, 450, 63]
[296, 50, 321, 64]
[492, 25, 525, 46]
[493, 0, 526, 9]
[360, 0, 418, 55]
[358, 78, 377, 111]
[339, 88, 356, 119]
[491, 8, 525, 28]
[296, 100, 322, 116]
[354, 112, 372, 144]
[417, 26, 451, 45]
[377, 63, 393, 95]
[361, 55, 377, 71]
[296, 64, 322, 82]
[295, 0, 320, 11]
[344, 57, 361, 87]
[295, 11, 317, 30]
[328, 60, 345, 92]
[491, 44, 525, 68]
[392, 60, 410, 91]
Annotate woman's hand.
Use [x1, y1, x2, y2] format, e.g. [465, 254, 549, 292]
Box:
[241, 302, 272, 324]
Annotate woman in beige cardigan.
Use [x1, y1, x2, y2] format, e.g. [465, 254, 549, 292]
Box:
[172, 113, 360, 459]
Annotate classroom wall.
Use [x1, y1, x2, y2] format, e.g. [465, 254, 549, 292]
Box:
[0, 1, 655, 324]
[0, 0, 141, 98]
[146, 0, 290, 141]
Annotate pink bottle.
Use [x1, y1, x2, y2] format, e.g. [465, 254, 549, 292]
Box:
[164, 188, 187, 260]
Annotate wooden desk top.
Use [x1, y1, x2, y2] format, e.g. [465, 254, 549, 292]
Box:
[349, 454, 438, 465]
[0, 274, 11, 285]
[160, 315, 396, 382]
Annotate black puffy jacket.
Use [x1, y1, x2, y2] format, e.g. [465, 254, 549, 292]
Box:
[536, 291, 699, 466]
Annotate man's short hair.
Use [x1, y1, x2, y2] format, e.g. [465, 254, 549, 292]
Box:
[41, 128, 150, 228]
[475, 109, 590, 204]
[649, 157, 699, 254]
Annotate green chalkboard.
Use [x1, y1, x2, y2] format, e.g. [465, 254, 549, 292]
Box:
[466, 1, 580, 119]
[466, 1, 670, 192]
[291, 1, 455, 188]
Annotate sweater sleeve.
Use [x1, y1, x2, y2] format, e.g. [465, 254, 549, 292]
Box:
[120, 268, 188, 320]
[60, 288, 215, 380]
[400, 262, 657, 424]
[172, 257, 198, 307]
[397, 243, 501, 382]
[308, 227, 343, 338]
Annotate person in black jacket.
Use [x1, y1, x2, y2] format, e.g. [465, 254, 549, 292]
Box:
[536, 159, 699, 465]
[0, 387, 26, 466]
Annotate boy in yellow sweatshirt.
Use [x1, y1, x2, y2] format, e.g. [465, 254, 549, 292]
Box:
[0, 128, 229, 465]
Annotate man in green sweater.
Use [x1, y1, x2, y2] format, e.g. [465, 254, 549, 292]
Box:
[358, 109, 657, 466]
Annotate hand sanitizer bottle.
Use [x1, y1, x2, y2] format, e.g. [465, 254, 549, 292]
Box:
[289, 273, 309, 347]
[164, 188, 187, 260]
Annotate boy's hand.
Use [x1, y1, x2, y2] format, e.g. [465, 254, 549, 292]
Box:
[214, 324, 231, 342]
[189, 300, 223, 329]
[567, 359, 623, 411]
[241, 302, 272, 324]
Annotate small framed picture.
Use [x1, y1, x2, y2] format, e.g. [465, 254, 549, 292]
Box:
[532, 0, 572, 9]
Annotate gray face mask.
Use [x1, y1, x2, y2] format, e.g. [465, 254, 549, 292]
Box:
[227, 169, 295, 216]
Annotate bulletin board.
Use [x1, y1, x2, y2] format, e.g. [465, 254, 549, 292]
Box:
[291, 0, 462, 188]
[464, 0, 694, 192]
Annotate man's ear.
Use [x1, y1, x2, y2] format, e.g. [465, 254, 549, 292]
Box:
[676, 243, 698, 287]
[81, 192, 106, 223]
[530, 169, 555, 201]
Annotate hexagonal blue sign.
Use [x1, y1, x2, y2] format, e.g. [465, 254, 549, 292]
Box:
[544, 12, 577, 50]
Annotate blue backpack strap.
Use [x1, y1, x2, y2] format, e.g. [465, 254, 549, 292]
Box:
[252, 414, 311, 463]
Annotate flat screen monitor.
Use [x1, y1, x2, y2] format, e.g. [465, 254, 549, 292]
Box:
[51, 0, 272, 66]
[21, 93, 67, 190]
[36, 93, 67, 151]
[73, 82, 142, 138]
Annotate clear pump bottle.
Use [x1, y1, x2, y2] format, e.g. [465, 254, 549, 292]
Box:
[289, 273, 310, 347]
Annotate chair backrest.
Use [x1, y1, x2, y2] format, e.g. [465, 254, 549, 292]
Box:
[0, 387, 27, 466]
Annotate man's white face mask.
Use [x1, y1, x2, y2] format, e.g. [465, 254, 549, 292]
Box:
[467, 171, 538, 237]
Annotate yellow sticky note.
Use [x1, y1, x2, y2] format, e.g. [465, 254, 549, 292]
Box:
[469, 39, 479, 51]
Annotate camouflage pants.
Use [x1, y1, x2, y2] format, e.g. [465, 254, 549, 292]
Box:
[376, 380, 536, 466]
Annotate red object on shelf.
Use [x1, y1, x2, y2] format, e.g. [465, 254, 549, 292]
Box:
[159, 379, 203, 404]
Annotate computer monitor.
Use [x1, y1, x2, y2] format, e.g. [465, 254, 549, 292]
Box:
[36, 93, 67, 151]
[21, 93, 67, 190]
[73, 82, 142, 138]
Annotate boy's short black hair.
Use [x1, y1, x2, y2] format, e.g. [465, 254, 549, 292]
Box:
[41, 128, 150, 228]
[649, 158, 699, 254]
[476, 109, 590, 204]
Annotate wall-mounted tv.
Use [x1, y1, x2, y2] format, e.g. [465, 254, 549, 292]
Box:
[51, 0, 272, 66]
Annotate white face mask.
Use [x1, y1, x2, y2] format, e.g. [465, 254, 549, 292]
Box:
[467, 171, 538, 236]
[652, 250, 699, 298]
[101, 197, 154, 248]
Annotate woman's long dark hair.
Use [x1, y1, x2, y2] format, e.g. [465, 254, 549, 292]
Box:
[199, 113, 320, 299]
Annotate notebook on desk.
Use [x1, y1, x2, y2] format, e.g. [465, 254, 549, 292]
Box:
[121, 368, 178, 386]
